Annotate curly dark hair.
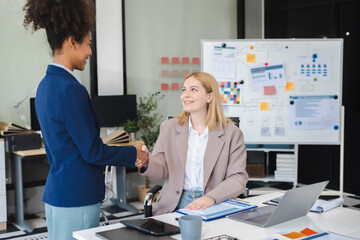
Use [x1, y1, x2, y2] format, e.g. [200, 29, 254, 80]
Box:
[23, 0, 95, 55]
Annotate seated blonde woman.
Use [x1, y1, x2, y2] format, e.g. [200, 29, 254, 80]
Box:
[135, 71, 248, 215]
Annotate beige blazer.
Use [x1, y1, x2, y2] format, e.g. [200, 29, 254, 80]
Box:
[141, 118, 248, 215]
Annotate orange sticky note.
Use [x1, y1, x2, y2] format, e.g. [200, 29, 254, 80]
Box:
[161, 57, 169, 64]
[171, 70, 179, 77]
[171, 83, 179, 90]
[161, 83, 169, 90]
[192, 57, 200, 64]
[282, 231, 305, 239]
[260, 102, 269, 111]
[182, 57, 190, 64]
[182, 70, 190, 77]
[161, 70, 169, 77]
[285, 81, 294, 91]
[300, 228, 318, 236]
[171, 57, 180, 64]
[264, 86, 276, 95]
[246, 53, 256, 63]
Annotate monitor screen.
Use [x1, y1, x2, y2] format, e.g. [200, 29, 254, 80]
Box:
[91, 95, 137, 127]
[30, 98, 41, 131]
[31, 95, 137, 129]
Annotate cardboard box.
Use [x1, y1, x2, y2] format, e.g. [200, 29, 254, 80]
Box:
[246, 164, 265, 178]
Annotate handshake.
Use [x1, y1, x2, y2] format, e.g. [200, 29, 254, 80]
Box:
[133, 142, 149, 169]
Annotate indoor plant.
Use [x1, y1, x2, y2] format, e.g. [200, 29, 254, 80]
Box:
[122, 119, 140, 141]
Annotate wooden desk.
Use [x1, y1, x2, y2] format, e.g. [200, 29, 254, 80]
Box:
[73, 192, 360, 240]
[12, 148, 46, 232]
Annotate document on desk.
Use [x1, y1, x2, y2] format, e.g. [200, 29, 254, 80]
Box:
[263, 197, 344, 213]
[177, 199, 257, 221]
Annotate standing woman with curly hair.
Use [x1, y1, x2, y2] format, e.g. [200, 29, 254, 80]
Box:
[23, 1, 145, 239]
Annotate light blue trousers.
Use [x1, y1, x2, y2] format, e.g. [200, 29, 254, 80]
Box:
[45, 202, 101, 240]
[177, 190, 203, 209]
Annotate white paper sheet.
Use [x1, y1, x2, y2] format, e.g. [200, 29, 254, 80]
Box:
[289, 95, 340, 130]
[250, 62, 287, 90]
[210, 44, 237, 79]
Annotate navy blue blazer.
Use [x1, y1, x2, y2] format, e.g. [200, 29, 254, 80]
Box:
[36, 65, 136, 207]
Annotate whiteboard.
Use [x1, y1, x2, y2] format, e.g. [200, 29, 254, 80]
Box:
[202, 39, 343, 144]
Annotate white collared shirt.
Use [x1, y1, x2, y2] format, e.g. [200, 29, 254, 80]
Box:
[183, 118, 209, 191]
[50, 63, 82, 84]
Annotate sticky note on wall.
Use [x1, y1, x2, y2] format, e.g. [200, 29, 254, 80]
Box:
[192, 57, 200, 64]
[172, 57, 180, 64]
[182, 70, 190, 77]
[182, 57, 190, 64]
[275, 127, 284, 136]
[285, 81, 294, 91]
[171, 70, 179, 77]
[264, 86, 276, 95]
[171, 83, 179, 90]
[161, 57, 169, 64]
[261, 127, 271, 136]
[161, 83, 169, 90]
[161, 70, 169, 77]
[246, 53, 256, 63]
[260, 102, 270, 111]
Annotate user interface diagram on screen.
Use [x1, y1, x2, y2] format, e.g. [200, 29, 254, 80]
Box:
[119, 218, 180, 236]
[228, 181, 329, 227]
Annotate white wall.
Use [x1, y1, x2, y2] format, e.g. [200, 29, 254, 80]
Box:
[125, 0, 238, 118]
[0, 0, 91, 127]
[96, 0, 124, 95]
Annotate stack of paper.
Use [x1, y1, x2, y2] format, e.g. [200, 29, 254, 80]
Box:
[310, 197, 344, 213]
[274, 154, 295, 181]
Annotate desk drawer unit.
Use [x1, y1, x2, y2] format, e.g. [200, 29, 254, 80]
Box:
[0, 139, 7, 230]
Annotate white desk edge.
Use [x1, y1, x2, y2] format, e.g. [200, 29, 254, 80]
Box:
[73, 192, 360, 240]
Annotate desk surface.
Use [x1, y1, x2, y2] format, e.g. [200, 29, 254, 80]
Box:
[73, 192, 360, 240]
[11, 141, 143, 156]
[13, 148, 46, 157]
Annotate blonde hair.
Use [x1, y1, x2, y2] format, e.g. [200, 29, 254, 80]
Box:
[177, 71, 231, 130]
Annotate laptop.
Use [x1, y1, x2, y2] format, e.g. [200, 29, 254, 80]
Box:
[227, 181, 329, 227]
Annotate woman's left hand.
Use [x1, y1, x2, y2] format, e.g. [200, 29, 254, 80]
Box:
[185, 196, 215, 210]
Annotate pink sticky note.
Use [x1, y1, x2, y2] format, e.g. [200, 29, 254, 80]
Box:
[171, 83, 179, 90]
[171, 70, 179, 77]
[264, 86, 276, 95]
[182, 57, 190, 64]
[161, 83, 169, 90]
[182, 70, 190, 77]
[172, 57, 180, 64]
[192, 57, 200, 64]
[161, 70, 169, 77]
[161, 57, 169, 64]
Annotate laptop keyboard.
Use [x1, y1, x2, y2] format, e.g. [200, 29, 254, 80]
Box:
[246, 212, 272, 225]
